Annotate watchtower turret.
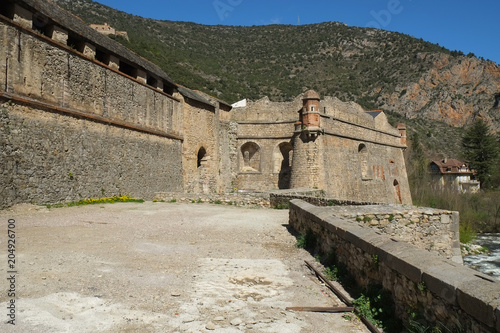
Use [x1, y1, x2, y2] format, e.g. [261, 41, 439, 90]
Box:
[295, 90, 322, 138]
[289, 90, 325, 190]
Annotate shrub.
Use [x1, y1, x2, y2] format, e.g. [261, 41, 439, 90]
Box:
[295, 229, 316, 249]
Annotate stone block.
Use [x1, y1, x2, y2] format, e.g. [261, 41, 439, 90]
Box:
[12, 3, 32, 29]
[108, 54, 120, 70]
[82, 42, 96, 58]
[458, 279, 500, 328]
[440, 214, 450, 224]
[136, 68, 147, 83]
[156, 80, 164, 91]
[48, 25, 68, 45]
[422, 263, 478, 305]
[381, 245, 427, 282]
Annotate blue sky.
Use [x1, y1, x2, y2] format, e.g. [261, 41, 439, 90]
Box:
[93, 0, 499, 64]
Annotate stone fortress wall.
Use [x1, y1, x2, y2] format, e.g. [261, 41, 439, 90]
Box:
[0, 1, 190, 208]
[232, 93, 412, 205]
[2, 1, 496, 330]
[0, 0, 411, 209]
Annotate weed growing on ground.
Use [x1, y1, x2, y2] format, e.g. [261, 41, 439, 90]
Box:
[323, 266, 339, 281]
[274, 201, 290, 209]
[295, 229, 316, 249]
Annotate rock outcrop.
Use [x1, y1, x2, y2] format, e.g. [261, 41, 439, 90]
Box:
[379, 53, 500, 130]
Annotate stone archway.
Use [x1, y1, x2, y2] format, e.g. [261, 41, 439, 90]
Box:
[277, 142, 293, 189]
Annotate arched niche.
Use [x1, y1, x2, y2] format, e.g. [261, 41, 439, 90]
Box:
[197, 147, 207, 168]
[240, 142, 260, 172]
[358, 143, 371, 180]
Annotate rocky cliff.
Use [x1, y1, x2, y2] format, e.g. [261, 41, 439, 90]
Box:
[380, 53, 500, 129]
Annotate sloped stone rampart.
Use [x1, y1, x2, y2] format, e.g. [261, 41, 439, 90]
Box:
[289, 199, 500, 332]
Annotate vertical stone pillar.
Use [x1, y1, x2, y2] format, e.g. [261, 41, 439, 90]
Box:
[136, 68, 147, 84]
[12, 4, 32, 29]
[48, 25, 68, 45]
[108, 54, 120, 70]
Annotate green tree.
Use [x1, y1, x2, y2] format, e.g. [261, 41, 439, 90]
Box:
[406, 132, 431, 204]
[461, 119, 499, 189]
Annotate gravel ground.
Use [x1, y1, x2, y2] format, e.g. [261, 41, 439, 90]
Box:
[0, 202, 370, 332]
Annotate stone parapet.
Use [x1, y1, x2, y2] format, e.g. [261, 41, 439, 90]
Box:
[289, 199, 500, 332]
[330, 205, 461, 263]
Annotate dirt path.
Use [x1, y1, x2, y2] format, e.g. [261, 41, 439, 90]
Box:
[0, 202, 370, 332]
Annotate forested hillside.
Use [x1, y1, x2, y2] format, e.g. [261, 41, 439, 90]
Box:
[52, 0, 499, 161]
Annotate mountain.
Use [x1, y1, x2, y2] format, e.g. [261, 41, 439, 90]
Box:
[51, 0, 499, 153]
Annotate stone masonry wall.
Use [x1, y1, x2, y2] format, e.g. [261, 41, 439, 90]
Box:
[154, 191, 271, 208]
[1, 103, 183, 208]
[235, 121, 294, 191]
[218, 121, 238, 193]
[270, 191, 460, 261]
[320, 115, 412, 205]
[0, 16, 184, 209]
[178, 96, 219, 194]
[290, 199, 500, 332]
[232, 93, 412, 205]
[0, 20, 181, 135]
[326, 204, 461, 262]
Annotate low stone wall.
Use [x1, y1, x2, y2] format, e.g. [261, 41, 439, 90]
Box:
[329, 205, 462, 263]
[269, 189, 378, 207]
[289, 199, 500, 332]
[271, 190, 460, 261]
[154, 191, 271, 208]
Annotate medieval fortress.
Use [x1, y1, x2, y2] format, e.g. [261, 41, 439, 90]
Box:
[0, 0, 411, 209]
[4, 1, 500, 331]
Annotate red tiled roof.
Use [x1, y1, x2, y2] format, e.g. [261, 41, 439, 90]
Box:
[430, 159, 474, 174]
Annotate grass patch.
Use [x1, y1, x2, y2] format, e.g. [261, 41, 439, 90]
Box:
[274, 201, 290, 209]
[459, 223, 476, 244]
[323, 266, 339, 281]
[46, 195, 144, 208]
